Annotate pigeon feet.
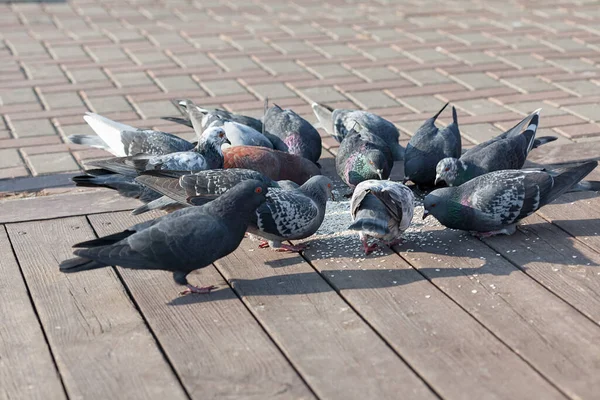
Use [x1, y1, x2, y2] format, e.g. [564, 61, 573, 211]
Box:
[276, 243, 308, 252]
[362, 239, 379, 255]
[180, 284, 217, 296]
[258, 241, 270, 248]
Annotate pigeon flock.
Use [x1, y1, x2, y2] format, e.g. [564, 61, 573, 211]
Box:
[60, 98, 600, 295]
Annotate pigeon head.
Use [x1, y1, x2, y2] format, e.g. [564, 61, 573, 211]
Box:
[346, 149, 390, 187]
[301, 175, 335, 201]
[364, 150, 390, 180]
[435, 157, 464, 186]
[423, 188, 453, 221]
[200, 126, 231, 147]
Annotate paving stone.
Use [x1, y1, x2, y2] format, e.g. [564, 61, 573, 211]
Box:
[49, 45, 89, 60]
[399, 96, 449, 113]
[270, 40, 315, 54]
[112, 71, 155, 87]
[260, 60, 305, 75]
[10, 119, 56, 138]
[129, 50, 173, 65]
[67, 67, 109, 83]
[564, 103, 600, 122]
[156, 75, 199, 92]
[297, 86, 346, 103]
[554, 80, 600, 96]
[498, 54, 547, 69]
[460, 123, 505, 144]
[306, 63, 352, 79]
[0, 166, 29, 179]
[136, 100, 179, 119]
[455, 99, 508, 115]
[0, 88, 38, 105]
[452, 51, 498, 65]
[88, 47, 130, 62]
[213, 55, 260, 71]
[354, 67, 398, 82]
[315, 44, 360, 58]
[88, 96, 132, 114]
[547, 58, 595, 72]
[451, 72, 504, 89]
[0, 149, 23, 169]
[42, 92, 85, 109]
[502, 77, 556, 93]
[347, 90, 398, 109]
[404, 48, 450, 63]
[171, 52, 215, 67]
[248, 83, 296, 99]
[27, 152, 80, 175]
[403, 69, 452, 85]
[202, 79, 247, 96]
[24, 64, 66, 80]
[508, 102, 567, 116]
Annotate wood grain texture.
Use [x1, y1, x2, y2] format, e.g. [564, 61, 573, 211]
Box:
[485, 213, 600, 322]
[6, 217, 187, 400]
[298, 227, 564, 400]
[399, 224, 600, 400]
[88, 211, 314, 400]
[215, 239, 435, 400]
[0, 189, 139, 224]
[0, 226, 66, 400]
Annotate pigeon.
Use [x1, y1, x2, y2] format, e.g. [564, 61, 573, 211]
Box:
[349, 180, 415, 255]
[435, 109, 543, 187]
[423, 161, 598, 237]
[312, 102, 405, 161]
[224, 146, 321, 185]
[164, 99, 264, 133]
[263, 104, 322, 164]
[336, 123, 393, 189]
[72, 169, 162, 203]
[69, 112, 196, 157]
[176, 99, 275, 149]
[404, 103, 461, 186]
[59, 180, 269, 295]
[131, 168, 297, 215]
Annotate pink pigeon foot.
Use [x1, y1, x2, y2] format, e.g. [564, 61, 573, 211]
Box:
[258, 241, 270, 249]
[361, 238, 379, 255]
[276, 243, 308, 252]
[180, 284, 217, 296]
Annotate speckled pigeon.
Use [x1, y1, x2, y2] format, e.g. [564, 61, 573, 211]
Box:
[224, 145, 321, 185]
[424, 161, 598, 237]
[164, 98, 264, 133]
[312, 102, 404, 161]
[263, 104, 322, 164]
[404, 103, 461, 186]
[349, 180, 415, 255]
[69, 112, 196, 157]
[131, 168, 298, 215]
[60, 180, 269, 295]
[435, 109, 544, 187]
[336, 123, 393, 189]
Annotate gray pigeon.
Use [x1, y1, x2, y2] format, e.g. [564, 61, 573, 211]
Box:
[69, 112, 196, 157]
[59, 180, 269, 295]
[131, 168, 296, 215]
[72, 169, 163, 204]
[138, 172, 333, 252]
[312, 102, 404, 161]
[263, 104, 322, 164]
[424, 161, 598, 237]
[436, 109, 542, 187]
[404, 103, 461, 186]
[349, 180, 415, 255]
[164, 99, 264, 133]
[336, 123, 393, 189]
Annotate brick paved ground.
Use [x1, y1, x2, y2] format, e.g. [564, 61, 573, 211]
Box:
[1, 0, 600, 189]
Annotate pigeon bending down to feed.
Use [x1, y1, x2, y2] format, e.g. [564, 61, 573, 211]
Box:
[137, 171, 333, 252]
[224, 145, 321, 185]
[404, 103, 461, 186]
[132, 168, 298, 215]
[336, 124, 393, 189]
[435, 109, 544, 187]
[60, 180, 269, 295]
[69, 112, 197, 157]
[263, 104, 322, 164]
[423, 161, 598, 237]
[73, 168, 162, 203]
[349, 180, 415, 255]
[164, 99, 264, 133]
[312, 102, 405, 161]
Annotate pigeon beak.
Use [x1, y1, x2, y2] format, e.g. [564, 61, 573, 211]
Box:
[330, 192, 335, 201]
[422, 209, 430, 220]
[434, 175, 442, 186]
[376, 169, 383, 180]
[224, 137, 231, 145]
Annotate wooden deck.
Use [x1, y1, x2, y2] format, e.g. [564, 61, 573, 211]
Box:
[1, 146, 600, 400]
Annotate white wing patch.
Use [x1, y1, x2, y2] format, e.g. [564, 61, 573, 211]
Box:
[83, 113, 135, 157]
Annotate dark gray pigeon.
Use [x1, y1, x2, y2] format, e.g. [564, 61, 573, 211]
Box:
[312, 102, 404, 161]
[424, 161, 598, 237]
[59, 180, 269, 295]
[72, 169, 162, 203]
[336, 123, 393, 189]
[404, 103, 461, 187]
[263, 104, 322, 164]
[69, 112, 196, 157]
[436, 109, 542, 187]
[164, 99, 264, 133]
[349, 180, 415, 255]
[131, 168, 297, 215]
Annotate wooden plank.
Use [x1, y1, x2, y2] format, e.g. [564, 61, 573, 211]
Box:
[0, 226, 66, 400]
[6, 217, 188, 400]
[214, 239, 436, 400]
[397, 222, 600, 399]
[87, 211, 315, 400]
[527, 141, 600, 165]
[0, 189, 139, 224]
[296, 223, 565, 399]
[484, 213, 600, 322]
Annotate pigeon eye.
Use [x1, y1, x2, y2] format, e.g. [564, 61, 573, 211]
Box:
[255, 187, 262, 193]
[219, 133, 224, 138]
[444, 167, 450, 172]
[431, 203, 436, 208]
[327, 183, 332, 189]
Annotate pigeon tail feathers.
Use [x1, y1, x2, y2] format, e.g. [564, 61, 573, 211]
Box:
[547, 161, 598, 204]
[59, 257, 107, 273]
[348, 218, 389, 236]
